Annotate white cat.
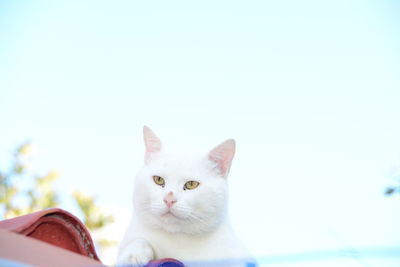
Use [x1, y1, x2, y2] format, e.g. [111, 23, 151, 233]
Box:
[117, 126, 255, 267]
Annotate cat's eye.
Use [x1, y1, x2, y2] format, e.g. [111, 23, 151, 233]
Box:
[153, 176, 165, 187]
[184, 181, 200, 190]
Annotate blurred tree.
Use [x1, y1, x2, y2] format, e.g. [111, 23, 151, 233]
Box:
[72, 190, 116, 250]
[0, 142, 115, 256]
[385, 185, 400, 195]
[0, 142, 55, 218]
[385, 166, 400, 196]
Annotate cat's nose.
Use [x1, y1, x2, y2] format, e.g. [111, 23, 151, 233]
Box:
[163, 192, 177, 208]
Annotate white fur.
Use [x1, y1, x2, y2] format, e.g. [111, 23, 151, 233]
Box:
[117, 127, 254, 266]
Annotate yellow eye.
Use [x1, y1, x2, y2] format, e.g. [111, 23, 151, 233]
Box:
[153, 176, 165, 187]
[184, 181, 200, 190]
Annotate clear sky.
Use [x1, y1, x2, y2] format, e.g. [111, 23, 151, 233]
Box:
[1, 1, 400, 266]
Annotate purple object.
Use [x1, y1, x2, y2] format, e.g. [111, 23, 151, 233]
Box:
[147, 258, 184, 267]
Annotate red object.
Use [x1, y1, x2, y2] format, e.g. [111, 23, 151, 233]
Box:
[0, 208, 100, 261]
[0, 228, 104, 267]
[0, 208, 184, 267]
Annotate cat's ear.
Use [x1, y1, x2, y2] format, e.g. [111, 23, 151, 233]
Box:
[208, 139, 236, 177]
[143, 126, 162, 164]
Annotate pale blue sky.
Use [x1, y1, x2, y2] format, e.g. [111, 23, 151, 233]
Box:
[1, 1, 400, 266]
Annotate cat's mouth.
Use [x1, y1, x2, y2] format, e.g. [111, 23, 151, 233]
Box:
[161, 209, 180, 219]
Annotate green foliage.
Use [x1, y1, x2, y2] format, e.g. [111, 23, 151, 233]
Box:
[385, 187, 396, 195]
[385, 166, 400, 196]
[72, 190, 117, 249]
[0, 142, 116, 254]
[72, 191, 114, 230]
[385, 186, 400, 196]
[0, 142, 58, 218]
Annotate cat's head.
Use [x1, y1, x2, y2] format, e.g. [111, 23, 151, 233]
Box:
[133, 126, 235, 234]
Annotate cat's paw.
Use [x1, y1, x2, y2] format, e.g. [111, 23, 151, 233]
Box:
[117, 239, 154, 267]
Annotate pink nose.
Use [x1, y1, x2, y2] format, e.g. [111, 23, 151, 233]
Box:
[163, 192, 177, 208]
